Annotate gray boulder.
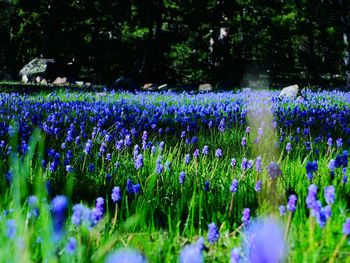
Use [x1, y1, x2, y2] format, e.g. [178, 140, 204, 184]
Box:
[279, 84, 299, 99]
[19, 58, 55, 78]
[199, 83, 213, 91]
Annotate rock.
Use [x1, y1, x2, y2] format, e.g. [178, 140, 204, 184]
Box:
[21, 75, 28, 84]
[19, 58, 55, 78]
[142, 83, 157, 91]
[110, 76, 137, 91]
[279, 84, 299, 99]
[53, 77, 68, 85]
[158, 84, 168, 90]
[75, 81, 84, 87]
[35, 76, 41, 83]
[199, 83, 213, 91]
[40, 79, 48, 85]
[85, 82, 91, 87]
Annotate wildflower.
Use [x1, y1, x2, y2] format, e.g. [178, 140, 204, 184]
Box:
[230, 248, 241, 263]
[286, 143, 292, 153]
[324, 186, 335, 205]
[279, 205, 286, 216]
[155, 156, 163, 174]
[215, 148, 223, 158]
[204, 181, 210, 191]
[242, 208, 250, 226]
[179, 171, 186, 184]
[51, 195, 68, 240]
[230, 179, 238, 193]
[185, 154, 190, 165]
[267, 162, 281, 179]
[207, 222, 220, 244]
[287, 195, 297, 212]
[135, 154, 144, 170]
[243, 217, 286, 263]
[6, 219, 16, 239]
[202, 145, 209, 156]
[241, 158, 248, 171]
[180, 244, 203, 263]
[28, 195, 39, 219]
[66, 165, 74, 173]
[231, 158, 236, 168]
[241, 137, 247, 146]
[336, 138, 343, 148]
[66, 237, 77, 254]
[343, 218, 350, 235]
[255, 157, 262, 173]
[111, 187, 121, 203]
[306, 184, 317, 209]
[254, 180, 262, 192]
[193, 149, 200, 159]
[105, 249, 146, 263]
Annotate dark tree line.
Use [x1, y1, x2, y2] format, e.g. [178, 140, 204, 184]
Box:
[0, 0, 349, 88]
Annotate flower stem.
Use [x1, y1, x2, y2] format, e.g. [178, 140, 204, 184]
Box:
[329, 234, 347, 263]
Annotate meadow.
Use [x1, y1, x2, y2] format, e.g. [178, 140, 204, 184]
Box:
[0, 89, 350, 262]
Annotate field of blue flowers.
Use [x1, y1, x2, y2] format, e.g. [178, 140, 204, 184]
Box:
[1, 89, 350, 262]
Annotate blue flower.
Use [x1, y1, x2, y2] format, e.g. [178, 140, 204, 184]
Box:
[66, 237, 77, 254]
[105, 249, 146, 263]
[111, 187, 121, 203]
[207, 222, 220, 244]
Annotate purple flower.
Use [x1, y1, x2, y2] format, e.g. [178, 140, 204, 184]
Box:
[247, 159, 254, 170]
[91, 197, 104, 226]
[105, 249, 146, 263]
[155, 156, 163, 174]
[255, 157, 262, 173]
[336, 138, 343, 148]
[241, 158, 248, 171]
[6, 219, 16, 239]
[66, 165, 74, 173]
[215, 148, 223, 158]
[241, 137, 247, 146]
[51, 195, 68, 240]
[286, 143, 292, 153]
[202, 145, 209, 156]
[111, 187, 121, 203]
[243, 217, 286, 263]
[287, 195, 297, 212]
[135, 154, 144, 170]
[230, 247, 241, 263]
[180, 244, 203, 263]
[207, 222, 220, 244]
[254, 180, 262, 192]
[245, 126, 250, 134]
[126, 179, 140, 194]
[218, 118, 226, 132]
[324, 186, 335, 205]
[185, 154, 190, 165]
[267, 162, 281, 179]
[230, 179, 238, 193]
[72, 204, 85, 225]
[343, 218, 350, 235]
[193, 149, 200, 159]
[327, 138, 333, 147]
[28, 195, 39, 219]
[179, 171, 186, 184]
[316, 205, 332, 228]
[66, 237, 77, 254]
[306, 184, 317, 209]
[242, 208, 250, 226]
[231, 158, 236, 168]
[204, 180, 210, 191]
[279, 205, 286, 216]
